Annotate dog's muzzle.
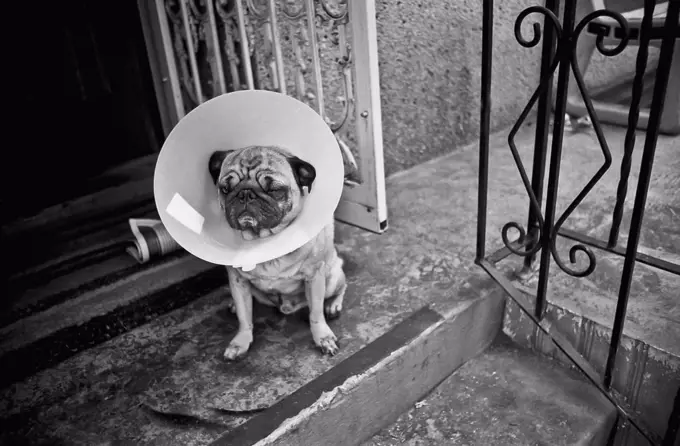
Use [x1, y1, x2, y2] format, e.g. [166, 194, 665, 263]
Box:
[237, 189, 256, 204]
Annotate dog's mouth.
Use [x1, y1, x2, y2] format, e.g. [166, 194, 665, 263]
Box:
[221, 189, 292, 240]
[237, 213, 258, 229]
[231, 210, 281, 240]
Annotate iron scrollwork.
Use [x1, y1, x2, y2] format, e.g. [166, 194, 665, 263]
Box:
[245, 0, 280, 91]
[215, 0, 249, 91]
[280, 1, 305, 20]
[189, 0, 227, 97]
[549, 10, 629, 277]
[162, 0, 361, 183]
[165, 0, 202, 108]
[503, 5, 631, 277]
[316, 0, 352, 134]
[502, 6, 562, 259]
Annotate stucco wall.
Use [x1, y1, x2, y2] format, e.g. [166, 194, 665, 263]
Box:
[375, 0, 542, 176]
[374, 0, 651, 177]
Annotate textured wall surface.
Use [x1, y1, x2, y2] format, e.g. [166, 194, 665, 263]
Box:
[375, 0, 542, 176]
[374, 0, 649, 176]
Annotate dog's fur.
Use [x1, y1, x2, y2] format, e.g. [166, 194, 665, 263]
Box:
[209, 146, 346, 359]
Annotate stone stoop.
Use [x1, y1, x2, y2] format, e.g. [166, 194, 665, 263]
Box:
[499, 257, 680, 446]
[209, 275, 506, 446]
[0, 272, 506, 446]
[4, 122, 676, 445]
[366, 334, 617, 446]
[214, 280, 621, 446]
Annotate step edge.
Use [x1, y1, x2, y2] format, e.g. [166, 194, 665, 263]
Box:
[511, 278, 680, 358]
[0, 256, 216, 354]
[503, 296, 678, 441]
[211, 278, 506, 446]
[368, 333, 619, 446]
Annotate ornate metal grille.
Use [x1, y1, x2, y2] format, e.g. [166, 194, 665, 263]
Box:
[138, 0, 388, 233]
[476, 0, 679, 444]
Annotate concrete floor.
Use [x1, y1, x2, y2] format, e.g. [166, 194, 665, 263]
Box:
[499, 124, 680, 356]
[0, 120, 677, 445]
[366, 335, 614, 446]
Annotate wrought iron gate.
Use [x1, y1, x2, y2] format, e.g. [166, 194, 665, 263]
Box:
[136, 0, 387, 233]
[476, 0, 679, 445]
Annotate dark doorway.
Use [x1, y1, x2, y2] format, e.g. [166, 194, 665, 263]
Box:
[4, 0, 162, 222]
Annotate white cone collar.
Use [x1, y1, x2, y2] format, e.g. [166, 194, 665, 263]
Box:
[153, 90, 344, 269]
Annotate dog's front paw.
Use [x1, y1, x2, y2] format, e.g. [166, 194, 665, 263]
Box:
[311, 322, 338, 356]
[224, 330, 253, 360]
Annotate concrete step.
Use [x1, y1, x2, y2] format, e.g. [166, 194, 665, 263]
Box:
[365, 334, 617, 446]
[492, 122, 680, 444]
[2, 120, 676, 445]
[0, 128, 512, 445]
[482, 115, 680, 445]
[0, 117, 523, 445]
[0, 252, 221, 388]
[500, 260, 679, 446]
[0, 272, 506, 446]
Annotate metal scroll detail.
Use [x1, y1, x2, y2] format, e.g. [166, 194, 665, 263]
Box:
[502, 5, 630, 278]
[161, 0, 361, 184]
[165, 0, 203, 108]
[477, 1, 679, 444]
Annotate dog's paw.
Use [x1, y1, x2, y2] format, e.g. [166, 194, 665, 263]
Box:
[311, 322, 339, 356]
[226, 299, 237, 314]
[223, 330, 253, 361]
[324, 298, 343, 320]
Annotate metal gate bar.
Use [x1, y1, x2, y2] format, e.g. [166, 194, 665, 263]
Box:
[603, 0, 679, 391]
[476, 0, 680, 444]
[606, 0, 655, 250]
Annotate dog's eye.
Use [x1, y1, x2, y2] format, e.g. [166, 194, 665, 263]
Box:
[219, 174, 239, 194]
[270, 189, 287, 201]
[259, 175, 274, 191]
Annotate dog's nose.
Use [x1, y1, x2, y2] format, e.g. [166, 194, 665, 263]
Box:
[237, 189, 256, 203]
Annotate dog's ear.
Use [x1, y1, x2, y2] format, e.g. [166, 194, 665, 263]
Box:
[209, 150, 232, 184]
[287, 156, 316, 193]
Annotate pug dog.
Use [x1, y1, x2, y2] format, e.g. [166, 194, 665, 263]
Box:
[209, 145, 346, 360]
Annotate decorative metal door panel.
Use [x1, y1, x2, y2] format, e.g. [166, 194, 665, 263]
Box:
[137, 0, 388, 233]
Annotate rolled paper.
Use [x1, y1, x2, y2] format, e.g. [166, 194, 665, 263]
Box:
[127, 219, 182, 264]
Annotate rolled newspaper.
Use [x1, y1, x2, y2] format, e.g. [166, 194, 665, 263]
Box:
[127, 219, 181, 264]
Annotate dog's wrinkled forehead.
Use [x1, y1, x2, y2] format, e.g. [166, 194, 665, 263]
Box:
[223, 146, 294, 175]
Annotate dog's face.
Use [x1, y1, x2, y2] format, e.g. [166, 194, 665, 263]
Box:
[208, 146, 316, 241]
